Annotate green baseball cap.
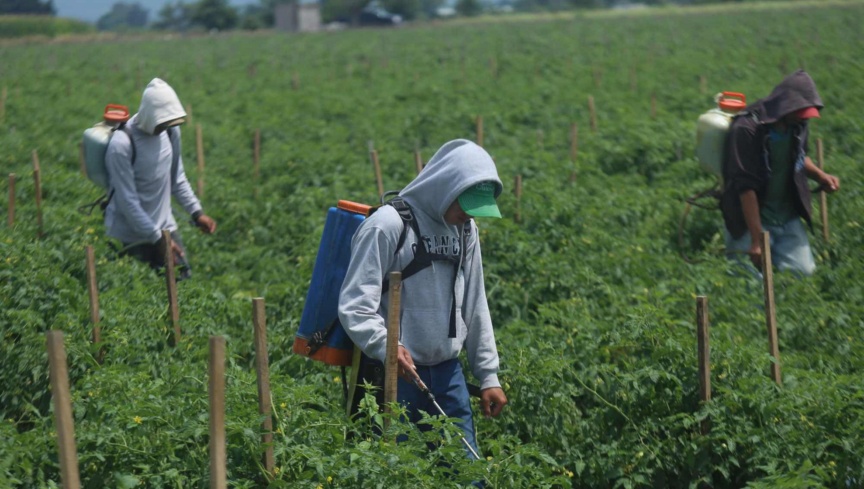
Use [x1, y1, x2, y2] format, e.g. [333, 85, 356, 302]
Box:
[458, 181, 501, 218]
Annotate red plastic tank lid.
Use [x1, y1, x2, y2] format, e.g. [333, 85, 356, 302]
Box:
[337, 200, 372, 216]
[103, 104, 130, 123]
[718, 92, 746, 112]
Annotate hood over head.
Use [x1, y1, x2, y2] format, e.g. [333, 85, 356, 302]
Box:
[399, 139, 502, 223]
[134, 78, 187, 135]
[746, 70, 823, 125]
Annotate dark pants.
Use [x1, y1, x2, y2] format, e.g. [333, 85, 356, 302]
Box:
[121, 231, 191, 280]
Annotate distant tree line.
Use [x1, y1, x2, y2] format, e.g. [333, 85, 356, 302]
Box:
[0, 0, 55, 15]
[0, 0, 812, 33]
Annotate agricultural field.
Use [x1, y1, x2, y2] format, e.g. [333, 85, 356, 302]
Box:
[2, 1, 864, 487]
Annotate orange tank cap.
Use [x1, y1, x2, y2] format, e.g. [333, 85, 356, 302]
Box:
[718, 92, 746, 112]
[337, 200, 372, 216]
[103, 104, 130, 123]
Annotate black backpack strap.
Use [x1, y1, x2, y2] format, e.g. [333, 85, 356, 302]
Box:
[100, 124, 177, 213]
[382, 197, 464, 339]
[447, 220, 471, 338]
[166, 126, 180, 187]
[382, 197, 455, 290]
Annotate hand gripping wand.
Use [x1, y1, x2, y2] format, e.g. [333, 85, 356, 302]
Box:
[411, 376, 481, 460]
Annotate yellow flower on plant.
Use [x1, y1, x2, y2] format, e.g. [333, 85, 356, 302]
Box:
[86, 228, 95, 234]
[133, 416, 142, 424]
[327, 476, 333, 483]
[274, 467, 281, 474]
[281, 402, 287, 409]
[334, 376, 341, 383]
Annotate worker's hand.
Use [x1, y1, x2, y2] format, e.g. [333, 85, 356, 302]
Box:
[170, 240, 185, 264]
[748, 240, 763, 270]
[818, 173, 840, 193]
[195, 214, 217, 234]
[480, 387, 507, 418]
[157, 235, 185, 265]
[397, 346, 417, 382]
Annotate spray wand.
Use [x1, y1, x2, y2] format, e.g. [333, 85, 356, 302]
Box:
[410, 376, 482, 460]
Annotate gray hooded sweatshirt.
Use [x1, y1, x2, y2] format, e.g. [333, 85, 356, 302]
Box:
[338, 139, 503, 390]
[105, 78, 201, 245]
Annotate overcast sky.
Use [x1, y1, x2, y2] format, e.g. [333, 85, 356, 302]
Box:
[54, 0, 260, 23]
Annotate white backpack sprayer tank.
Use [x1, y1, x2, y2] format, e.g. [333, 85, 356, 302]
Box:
[695, 92, 747, 179]
[679, 91, 747, 264]
[82, 104, 131, 189]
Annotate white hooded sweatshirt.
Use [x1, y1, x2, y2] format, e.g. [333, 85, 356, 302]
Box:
[338, 139, 503, 390]
[104, 78, 201, 244]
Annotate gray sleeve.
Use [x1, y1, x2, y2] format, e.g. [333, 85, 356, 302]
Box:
[168, 128, 203, 217]
[462, 223, 501, 390]
[106, 131, 162, 244]
[337, 217, 400, 363]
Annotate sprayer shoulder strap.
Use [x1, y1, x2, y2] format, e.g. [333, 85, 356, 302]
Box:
[383, 197, 466, 339]
[381, 198, 461, 289]
[103, 125, 178, 209]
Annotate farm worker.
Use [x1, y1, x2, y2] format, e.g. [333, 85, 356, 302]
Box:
[104, 78, 216, 280]
[720, 70, 839, 276]
[338, 139, 508, 458]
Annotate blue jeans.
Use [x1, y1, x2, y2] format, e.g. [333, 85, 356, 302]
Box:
[725, 218, 816, 278]
[397, 358, 480, 459]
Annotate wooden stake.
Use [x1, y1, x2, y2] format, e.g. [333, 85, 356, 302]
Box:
[7, 173, 14, 228]
[700, 75, 707, 95]
[476, 115, 484, 147]
[46, 331, 81, 489]
[162, 230, 181, 345]
[629, 67, 637, 93]
[291, 72, 299, 90]
[252, 298, 275, 478]
[383, 272, 402, 431]
[588, 96, 597, 133]
[0, 85, 6, 124]
[414, 148, 423, 174]
[514, 174, 523, 224]
[185, 104, 193, 127]
[32, 150, 43, 238]
[209, 336, 227, 489]
[253, 129, 261, 199]
[696, 296, 711, 434]
[369, 149, 384, 200]
[761, 231, 782, 386]
[196, 124, 205, 200]
[85, 246, 103, 363]
[817, 138, 829, 242]
[489, 56, 498, 79]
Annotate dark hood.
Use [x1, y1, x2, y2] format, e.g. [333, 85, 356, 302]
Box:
[744, 70, 823, 124]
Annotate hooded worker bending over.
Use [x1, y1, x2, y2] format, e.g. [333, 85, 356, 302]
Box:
[105, 78, 216, 280]
[338, 139, 508, 457]
[720, 70, 839, 276]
